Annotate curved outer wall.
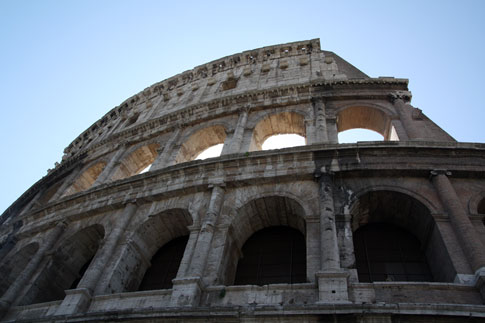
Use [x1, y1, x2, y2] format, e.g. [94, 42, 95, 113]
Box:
[1, 39, 485, 322]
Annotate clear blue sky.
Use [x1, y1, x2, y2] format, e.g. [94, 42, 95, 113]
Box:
[1, 0, 484, 213]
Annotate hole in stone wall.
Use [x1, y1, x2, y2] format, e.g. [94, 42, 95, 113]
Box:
[336, 106, 395, 142]
[338, 128, 384, 144]
[138, 235, 189, 291]
[262, 134, 306, 150]
[175, 125, 227, 164]
[354, 223, 433, 283]
[234, 226, 306, 286]
[350, 190, 454, 283]
[110, 143, 159, 181]
[195, 143, 223, 160]
[249, 112, 306, 151]
[62, 162, 107, 196]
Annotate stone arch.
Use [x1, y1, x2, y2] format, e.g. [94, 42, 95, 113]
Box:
[227, 189, 316, 225]
[348, 184, 440, 216]
[249, 111, 306, 151]
[105, 208, 193, 293]
[222, 195, 307, 285]
[0, 242, 39, 297]
[62, 161, 107, 196]
[110, 143, 160, 181]
[336, 104, 394, 140]
[349, 190, 455, 283]
[175, 125, 227, 164]
[468, 190, 485, 215]
[19, 224, 105, 305]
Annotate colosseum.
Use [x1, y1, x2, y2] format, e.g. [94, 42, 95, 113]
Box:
[1, 39, 485, 322]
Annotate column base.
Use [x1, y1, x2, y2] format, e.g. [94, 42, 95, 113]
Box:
[170, 277, 203, 307]
[54, 288, 92, 316]
[316, 270, 350, 303]
[474, 267, 485, 303]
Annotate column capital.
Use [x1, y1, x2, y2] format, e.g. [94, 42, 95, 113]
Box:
[314, 169, 335, 181]
[311, 96, 326, 105]
[237, 104, 251, 114]
[208, 182, 226, 189]
[430, 169, 452, 178]
[388, 91, 412, 103]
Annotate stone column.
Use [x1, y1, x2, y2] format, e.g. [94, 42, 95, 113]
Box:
[93, 146, 126, 185]
[318, 172, 340, 270]
[175, 226, 200, 278]
[326, 118, 338, 144]
[306, 216, 320, 283]
[313, 98, 329, 144]
[389, 92, 421, 140]
[223, 107, 249, 155]
[55, 201, 138, 315]
[50, 168, 82, 201]
[150, 127, 182, 170]
[431, 171, 485, 273]
[315, 171, 349, 303]
[171, 184, 225, 306]
[0, 221, 68, 318]
[189, 185, 225, 277]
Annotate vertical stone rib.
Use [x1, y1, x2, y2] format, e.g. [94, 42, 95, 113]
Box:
[0, 221, 67, 317]
[318, 173, 340, 270]
[93, 147, 125, 185]
[225, 108, 249, 154]
[150, 127, 181, 170]
[431, 171, 485, 272]
[313, 98, 329, 144]
[77, 202, 138, 294]
[189, 185, 225, 277]
[390, 93, 421, 140]
[175, 227, 199, 278]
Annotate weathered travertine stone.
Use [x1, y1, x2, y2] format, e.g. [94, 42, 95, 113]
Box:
[1, 39, 484, 322]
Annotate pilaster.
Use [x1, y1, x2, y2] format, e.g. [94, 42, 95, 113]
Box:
[170, 184, 225, 306]
[55, 201, 138, 315]
[0, 221, 68, 319]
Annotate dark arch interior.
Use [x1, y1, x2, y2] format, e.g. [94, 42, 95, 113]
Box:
[350, 190, 455, 283]
[477, 198, 485, 214]
[138, 235, 189, 291]
[0, 243, 39, 297]
[234, 226, 306, 286]
[19, 225, 104, 305]
[354, 223, 433, 282]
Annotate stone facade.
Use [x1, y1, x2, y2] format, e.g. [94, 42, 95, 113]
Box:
[1, 39, 485, 322]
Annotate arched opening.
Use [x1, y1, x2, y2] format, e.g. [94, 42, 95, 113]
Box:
[37, 181, 63, 205]
[195, 143, 224, 160]
[249, 112, 306, 151]
[105, 209, 192, 293]
[110, 143, 159, 181]
[478, 198, 485, 227]
[477, 198, 485, 214]
[338, 128, 384, 144]
[0, 243, 39, 297]
[19, 224, 104, 305]
[262, 134, 306, 150]
[234, 226, 306, 285]
[62, 162, 107, 196]
[223, 195, 307, 285]
[354, 223, 433, 282]
[350, 190, 455, 283]
[337, 106, 397, 143]
[138, 235, 189, 290]
[175, 125, 226, 164]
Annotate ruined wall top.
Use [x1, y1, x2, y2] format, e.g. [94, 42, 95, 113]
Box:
[60, 38, 392, 162]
